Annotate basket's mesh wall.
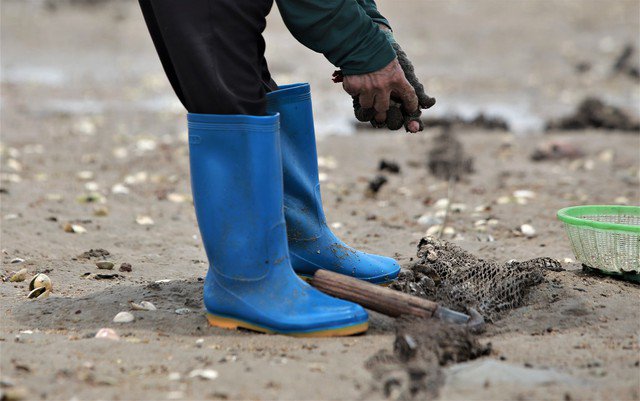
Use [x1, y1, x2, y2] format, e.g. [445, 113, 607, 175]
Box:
[391, 237, 562, 322]
[564, 213, 640, 273]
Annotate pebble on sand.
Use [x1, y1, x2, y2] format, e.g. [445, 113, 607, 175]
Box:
[113, 311, 135, 323]
[95, 261, 114, 270]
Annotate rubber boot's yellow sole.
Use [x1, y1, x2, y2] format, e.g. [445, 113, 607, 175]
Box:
[206, 313, 368, 337]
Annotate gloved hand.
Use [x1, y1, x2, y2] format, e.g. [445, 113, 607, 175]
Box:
[333, 27, 435, 133]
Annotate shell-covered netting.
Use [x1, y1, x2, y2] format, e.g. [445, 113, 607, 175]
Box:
[391, 237, 562, 322]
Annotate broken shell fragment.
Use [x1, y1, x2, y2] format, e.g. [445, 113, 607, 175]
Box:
[113, 311, 135, 323]
[95, 261, 115, 270]
[130, 301, 156, 311]
[8, 268, 28, 282]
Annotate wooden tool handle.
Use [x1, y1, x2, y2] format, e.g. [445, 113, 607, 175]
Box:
[310, 269, 439, 319]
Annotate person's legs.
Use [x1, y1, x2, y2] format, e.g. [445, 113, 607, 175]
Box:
[138, 0, 368, 336]
[140, 0, 275, 114]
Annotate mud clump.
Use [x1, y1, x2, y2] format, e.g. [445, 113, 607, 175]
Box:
[77, 248, 110, 260]
[379, 159, 401, 174]
[427, 129, 474, 181]
[546, 97, 640, 132]
[364, 318, 491, 400]
[612, 44, 640, 81]
[367, 174, 388, 195]
[390, 236, 562, 323]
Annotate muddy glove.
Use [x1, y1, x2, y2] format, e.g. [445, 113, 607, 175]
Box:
[333, 28, 436, 132]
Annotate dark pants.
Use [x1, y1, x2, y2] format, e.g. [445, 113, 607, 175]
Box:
[139, 0, 278, 115]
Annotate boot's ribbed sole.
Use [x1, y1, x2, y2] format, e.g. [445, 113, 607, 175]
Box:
[297, 274, 393, 287]
[206, 313, 368, 337]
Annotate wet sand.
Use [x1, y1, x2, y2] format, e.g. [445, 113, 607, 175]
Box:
[1, 1, 639, 400]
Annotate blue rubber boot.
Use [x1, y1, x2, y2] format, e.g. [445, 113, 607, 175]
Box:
[188, 112, 368, 336]
[266, 84, 401, 285]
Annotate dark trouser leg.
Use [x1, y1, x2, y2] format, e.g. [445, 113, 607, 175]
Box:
[139, 0, 277, 115]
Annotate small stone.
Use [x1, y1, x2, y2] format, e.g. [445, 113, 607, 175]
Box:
[175, 308, 191, 315]
[93, 206, 109, 217]
[188, 369, 218, 380]
[95, 261, 114, 270]
[113, 311, 135, 323]
[119, 263, 132, 272]
[195, 338, 205, 348]
[496, 196, 511, 205]
[520, 224, 537, 238]
[168, 372, 181, 381]
[330, 222, 343, 229]
[95, 328, 120, 341]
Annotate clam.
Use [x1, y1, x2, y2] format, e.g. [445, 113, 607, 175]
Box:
[130, 301, 156, 311]
[28, 273, 52, 299]
[8, 268, 28, 282]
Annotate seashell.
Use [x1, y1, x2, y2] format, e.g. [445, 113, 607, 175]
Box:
[175, 308, 191, 315]
[95, 261, 114, 270]
[8, 269, 28, 282]
[130, 301, 156, 311]
[425, 225, 442, 237]
[95, 328, 120, 341]
[63, 223, 87, 233]
[10, 258, 25, 264]
[27, 286, 50, 299]
[29, 273, 52, 292]
[136, 215, 154, 226]
[513, 190, 536, 199]
[520, 224, 537, 238]
[113, 311, 135, 323]
[111, 183, 130, 195]
[418, 214, 442, 226]
[188, 369, 218, 380]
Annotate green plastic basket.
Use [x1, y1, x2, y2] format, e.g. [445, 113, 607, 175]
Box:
[557, 205, 640, 282]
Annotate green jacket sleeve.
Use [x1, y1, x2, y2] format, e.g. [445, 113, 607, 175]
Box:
[275, 0, 396, 75]
[356, 0, 391, 29]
